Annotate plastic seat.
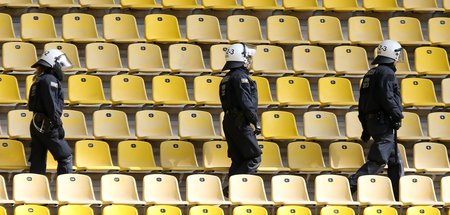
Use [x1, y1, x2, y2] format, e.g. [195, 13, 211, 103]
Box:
[103, 14, 145, 43]
[120, 0, 162, 9]
[67, 75, 111, 105]
[292, 45, 334, 75]
[186, 15, 228, 44]
[85, 43, 128, 73]
[203, 141, 231, 172]
[152, 75, 196, 106]
[118, 140, 162, 172]
[0, 206, 5, 214]
[233, 206, 267, 215]
[414, 142, 450, 174]
[160, 140, 203, 171]
[143, 174, 189, 205]
[0, 0, 38, 8]
[56, 174, 102, 205]
[304, 111, 348, 141]
[272, 175, 316, 205]
[13, 173, 58, 205]
[415, 47, 450, 75]
[397, 144, 416, 173]
[186, 174, 231, 205]
[267, 15, 309, 45]
[282, 0, 325, 11]
[0, 139, 27, 172]
[442, 79, 450, 106]
[348, 16, 384, 46]
[2, 42, 37, 73]
[249, 76, 278, 106]
[388, 17, 430, 46]
[74, 140, 120, 172]
[345, 111, 363, 141]
[287, 141, 331, 172]
[315, 175, 359, 206]
[252, 45, 294, 75]
[127, 43, 170, 74]
[210, 44, 229, 73]
[373, 48, 416, 76]
[406, 207, 441, 215]
[0, 74, 26, 105]
[62, 13, 105, 43]
[397, 112, 430, 142]
[257, 141, 290, 172]
[135, 110, 179, 140]
[261, 111, 305, 141]
[21, 13, 63, 42]
[363, 0, 405, 11]
[58, 205, 94, 215]
[101, 174, 145, 205]
[190, 206, 225, 215]
[38, 0, 80, 8]
[403, 0, 444, 12]
[334, 46, 369, 76]
[202, 0, 244, 10]
[364, 206, 398, 215]
[442, 176, 450, 207]
[276, 77, 319, 107]
[61, 110, 92, 140]
[445, 0, 450, 11]
[7, 110, 32, 139]
[93, 110, 135, 140]
[318, 77, 357, 107]
[428, 112, 450, 142]
[162, 0, 203, 9]
[178, 110, 221, 141]
[103, 205, 138, 215]
[400, 175, 444, 206]
[401, 78, 444, 107]
[144, 14, 188, 43]
[0, 13, 20, 42]
[358, 176, 402, 206]
[110, 75, 153, 106]
[308, 16, 350, 45]
[169, 44, 212, 74]
[277, 206, 312, 215]
[323, 0, 365, 11]
[329, 142, 365, 172]
[44, 42, 87, 72]
[79, 0, 120, 9]
[15, 205, 50, 215]
[229, 174, 274, 205]
[227, 15, 270, 44]
[0, 175, 13, 205]
[242, 0, 283, 10]
[429, 17, 450, 46]
[147, 206, 182, 215]
[194, 76, 222, 106]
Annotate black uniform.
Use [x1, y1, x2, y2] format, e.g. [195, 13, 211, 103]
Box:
[220, 67, 262, 176]
[349, 63, 404, 199]
[28, 72, 73, 175]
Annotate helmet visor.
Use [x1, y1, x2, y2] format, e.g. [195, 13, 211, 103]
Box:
[396, 48, 405, 63]
[56, 54, 73, 70]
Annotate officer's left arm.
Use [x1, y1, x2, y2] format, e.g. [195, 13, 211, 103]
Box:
[40, 78, 61, 126]
[233, 75, 259, 125]
[378, 72, 403, 122]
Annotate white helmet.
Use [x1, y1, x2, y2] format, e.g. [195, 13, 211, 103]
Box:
[372, 40, 403, 65]
[32, 49, 72, 70]
[222, 43, 256, 71]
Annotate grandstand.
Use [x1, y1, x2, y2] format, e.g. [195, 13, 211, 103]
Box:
[0, 0, 449, 214]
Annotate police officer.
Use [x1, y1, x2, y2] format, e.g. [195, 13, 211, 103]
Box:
[220, 43, 262, 193]
[349, 40, 404, 200]
[28, 49, 73, 175]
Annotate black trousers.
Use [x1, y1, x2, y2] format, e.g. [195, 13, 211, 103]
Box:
[29, 123, 73, 175]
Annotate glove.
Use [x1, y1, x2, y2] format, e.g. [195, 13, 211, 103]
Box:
[393, 121, 402, 130]
[361, 130, 370, 142]
[58, 126, 65, 139]
[253, 122, 261, 135]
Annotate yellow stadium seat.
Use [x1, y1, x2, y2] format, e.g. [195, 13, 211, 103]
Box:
[143, 174, 189, 205]
[202, 0, 244, 10]
[267, 15, 309, 45]
[242, 0, 283, 10]
[428, 112, 450, 142]
[103, 14, 145, 43]
[74, 140, 120, 172]
[147, 206, 182, 215]
[414, 142, 450, 174]
[186, 174, 231, 205]
[101, 174, 145, 205]
[21, 13, 63, 42]
[329, 142, 365, 172]
[103, 205, 138, 215]
[373, 47, 416, 76]
[261, 111, 305, 141]
[44, 42, 87, 73]
[442, 79, 450, 106]
[56, 174, 102, 205]
[229, 174, 274, 205]
[357, 176, 402, 206]
[7, 110, 32, 139]
[110, 75, 153, 106]
[190, 206, 225, 215]
[68, 75, 111, 105]
[45, 151, 59, 172]
[93, 110, 135, 140]
[0, 74, 26, 105]
[2, 42, 36, 73]
[364, 206, 398, 215]
[152, 75, 196, 106]
[400, 175, 444, 206]
[194, 76, 222, 106]
[118, 140, 162, 172]
[227, 15, 270, 44]
[162, 0, 203, 9]
[287, 141, 331, 172]
[186, 14, 228, 44]
[145, 14, 188, 43]
[135, 110, 179, 140]
[15, 205, 50, 215]
[160, 140, 203, 171]
[79, 0, 120, 8]
[407, 207, 441, 215]
[0, 206, 5, 214]
[276, 77, 320, 107]
[0, 0, 38, 8]
[292, 45, 334, 75]
[345, 111, 363, 141]
[62, 13, 105, 43]
[315, 175, 359, 206]
[445, 0, 450, 11]
[362, 0, 405, 11]
[415, 47, 450, 75]
[210, 44, 229, 73]
[401, 78, 444, 107]
[120, 0, 162, 9]
[0, 139, 27, 172]
[388, 17, 430, 46]
[128, 43, 170, 74]
[178, 110, 221, 141]
[169, 44, 212, 74]
[0, 175, 14, 205]
[58, 205, 94, 215]
[277, 206, 312, 215]
[323, 0, 365, 11]
[397, 112, 430, 142]
[404, 0, 444, 12]
[318, 77, 357, 107]
[282, 0, 325, 11]
[442, 176, 450, 207]
[13, 173, 58, 205]
[85, 42, 128, 73]
[233, 206, 267, 215]
[308, 16, 350, 45]
[348, 16, 383, 45]
[429, 17, 450, 46]
[61, 110, 92, 140]
[252, 45, 294, 75]
[271, 175, 316, 205]
[0, 13, 20, 42]
[257, 141, 290, 172]
[203, 141, 230, 172]
[397, 144, 416, 173]
[304, 111, 348, 141]
[334, 45, 369, 76]
[38, 0, 80, 8]
[250, 76, 278, 106]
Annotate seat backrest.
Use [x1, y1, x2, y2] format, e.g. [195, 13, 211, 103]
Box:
[61, 110, 89, 138]
[253, 45, 289, 71]
[229, 174, 268, 202]
[227, 15, 264, 41]
[62, 13, 100, 40]
[308, 16, 345, 42]
[57, 174, 97, 203]
[401, 78, 439, 104]
[414, 142, 450, 169]
[186, 174, 226, 203]
[147, 205, 182, 215]
[292, 45, 329, 72]
[397, 144, 412, 170]
[128, 43, 166, 71]
[357, 175, 397, 203]
[233, 206, 267, 215]
[44, 42, 83, 69]
[58, 205, 94, 215]
[110, 74, 149, 102]
[287, 141, 327, 170]
[272, 175, 312, 203]
[13, 173, 53, 202]
[103, 13, 141, 41]
[118, 140, 158, 169]
[251, 76, 276, 105]
[2, 42, 37, 69]
[152, 75, 191, 103]
[276, 76, 316, 104]
[441, 176, 450, 204]
[210, 44, 229, 72]
[194, 76, 222, 104]
[400, 175, 439, 203]
[86, 42, 123, 70]
[283, 0, 321, 8]
[303, 111, 342, 138]
[101, 174, 141, 202]
[388, 17, 425, 42]
[178, 110, 217, 138]
[0, 13, 17, 40]
[403, 0, 440, 9]
[415, 47, 450, 74]
[160, 140, 199, 169]
[397, 112, 425, 138]
[7, 109, 32, 138]
[406, 207, 440, 215]
[169, 43, 207, 70]
[258, 141, 286, 169]
[261, 111, 300, 138]
[318, 77, 356, 104]
[0, 74, 22, 102]
[0, 175, 10, 202]
[145, 14, 182, 41]
[162, 0, 199, 6]
[267, 15, 304, 42]
[442, 79, 450, 104]
[329, 142, 365, 170]
[74, 140, 114, 167]
[243, 0, 278, 7]
[143, 174, 183, 202]
[103, 205, 138, 215]
[363, 0, 401, 8]
[345, 111, 363, 139]
[323, 0, 359, 8]
[334, 45, 369, 72]
[202, 0, 240, 7]
[21, 13, 58, 40]
[321, 206, 355, 215]
[428, 17, 450, 44]
[315, 175, 354, 203]
[93, 110, 131, 138]
[427, 112, 450, 138]
[364, 206, 397, 215]
[15, 205, 50, 215]
[135, 110, 175, 138]
[0, 206, 5, 215]
[203, 141, 231, 169]
[348, 16, 383, 42]
[190, 206, 224, 215]
[38, 0, 77, 6]
[0, 139, 28, 168]
[186, 14, 223, 41]
[79, 0, 117, 7]
[68, 75, 107, 102]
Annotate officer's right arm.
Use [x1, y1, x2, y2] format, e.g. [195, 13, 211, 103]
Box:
[378, 72, 403, 122]
[232, 75, 258, 125]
